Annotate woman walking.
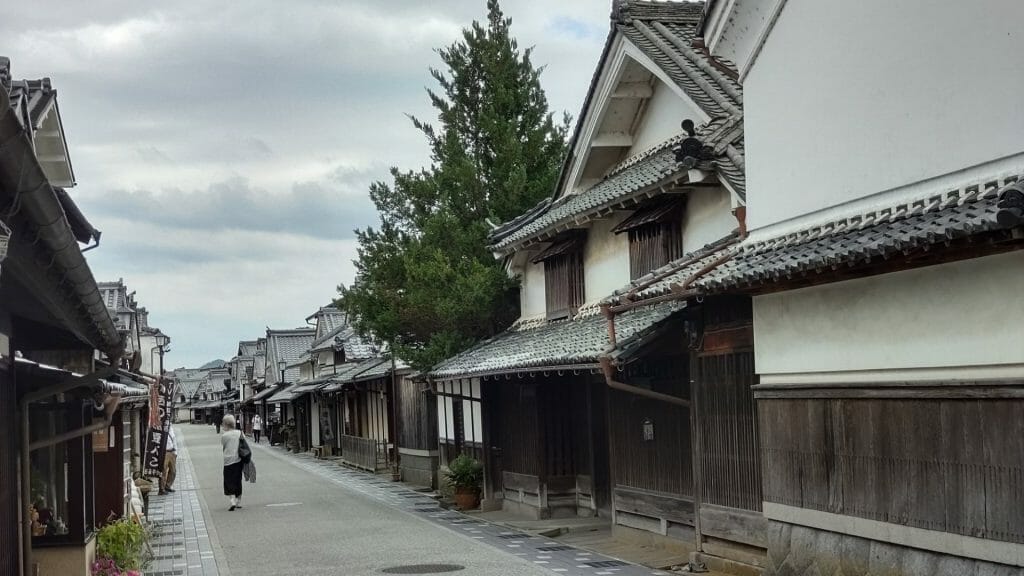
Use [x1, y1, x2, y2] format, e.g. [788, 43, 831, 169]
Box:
[252, 414, 263, 444]
[221, 414, 245, 510]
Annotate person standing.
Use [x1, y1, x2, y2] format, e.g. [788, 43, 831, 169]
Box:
[159, 427, 177, 495]
[220, 414, 244, 510]
[252, 414, 263, 444]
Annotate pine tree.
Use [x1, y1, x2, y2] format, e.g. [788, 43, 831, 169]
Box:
[338, 0, 569, 372]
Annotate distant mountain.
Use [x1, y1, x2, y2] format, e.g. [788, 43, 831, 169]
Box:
[199, 359, 227, 369]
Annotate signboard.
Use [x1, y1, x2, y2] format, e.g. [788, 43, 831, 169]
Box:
[320, 406, 334, 443]
[91, 420, 110, 453]
[143, 377, 175, 477]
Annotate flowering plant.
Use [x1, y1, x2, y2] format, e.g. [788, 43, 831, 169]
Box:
[90, 556, 141, 576]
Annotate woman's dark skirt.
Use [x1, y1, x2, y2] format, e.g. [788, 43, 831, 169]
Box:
[223, 462, 244, 496]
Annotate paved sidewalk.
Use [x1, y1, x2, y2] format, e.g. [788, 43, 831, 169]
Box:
[145, 427, 224, 576]
[265, 445, 674, 576]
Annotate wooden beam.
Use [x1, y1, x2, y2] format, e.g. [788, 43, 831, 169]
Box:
[591, 132, 633, 148]
[612, 81, 654, 99]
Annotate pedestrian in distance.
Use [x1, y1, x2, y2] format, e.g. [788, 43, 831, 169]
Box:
[214, 408, 223, 433]
[221, 414, 250, 510]
[159, 427, 178, 495]
[252, 413, 263, 444]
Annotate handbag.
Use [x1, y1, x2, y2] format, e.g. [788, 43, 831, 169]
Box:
[237, 436, 252, 464]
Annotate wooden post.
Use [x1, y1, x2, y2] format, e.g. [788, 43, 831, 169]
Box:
[690, 350, 704, 554]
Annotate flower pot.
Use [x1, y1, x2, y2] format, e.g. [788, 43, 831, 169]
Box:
[453, 487, 480, 511]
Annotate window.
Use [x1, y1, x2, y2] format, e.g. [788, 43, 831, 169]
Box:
[534, 234, 585, 320]
[29, 400, 92, 543]
[614, 199, 684, 279]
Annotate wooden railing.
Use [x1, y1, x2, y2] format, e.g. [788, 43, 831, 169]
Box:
[339, 435, 379, 472]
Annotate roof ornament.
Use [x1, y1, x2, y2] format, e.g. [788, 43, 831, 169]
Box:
[996, 182, 1024, 228]
[674, 119, 716, 169]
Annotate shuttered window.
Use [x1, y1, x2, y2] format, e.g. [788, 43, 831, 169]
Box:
[627, 221, 684, 280]
[613, 199, 685, 280]
[541, 248, 585, 320]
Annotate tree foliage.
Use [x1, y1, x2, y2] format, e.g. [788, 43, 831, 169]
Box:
[338, 0, 569, 372]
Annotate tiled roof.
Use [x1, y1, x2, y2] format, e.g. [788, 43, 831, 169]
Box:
[310, 324, 377, 360]
[249, 385, 279, 402]
[321, 359, 386, 393]
[616, 1, 741, 117]
[696, 176, 1024, 292]
[266, 328, 315, 382]
[351, 357, 408, 383]
[488, 0, 745, 254]
[430, 301, 684, 379]
[607, 232, 739, 302]
[267, 382, 300, 403]
[237, 340, 259, 357]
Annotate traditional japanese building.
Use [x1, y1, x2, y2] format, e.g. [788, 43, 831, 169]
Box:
[432, 3, 759, 571]
[0, 57, 148, 576]
[693, 1, 1024, 573]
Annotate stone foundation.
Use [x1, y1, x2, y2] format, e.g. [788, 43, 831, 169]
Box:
[398, 449, 437, 489]
[766, 521, 1024, 576]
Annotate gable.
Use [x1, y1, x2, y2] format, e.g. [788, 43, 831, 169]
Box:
[565, 37, 711, 197]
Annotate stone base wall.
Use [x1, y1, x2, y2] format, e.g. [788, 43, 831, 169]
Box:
[398, 450, 437, 489]
[766, 521, 1024, 576]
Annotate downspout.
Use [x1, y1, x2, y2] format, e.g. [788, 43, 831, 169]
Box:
[598, 357, 689, 407]
[19, 366, 116, 576]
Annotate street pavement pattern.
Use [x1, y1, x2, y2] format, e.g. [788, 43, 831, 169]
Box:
[152, 425, 674, 576]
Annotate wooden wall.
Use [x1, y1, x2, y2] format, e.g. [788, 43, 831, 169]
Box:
[609, 357, 692, 496]
[495, 382, 540, 476]
[760, 396, 1024, 544]
[396, 376, 436, 451]
[694, 349, 761, 512]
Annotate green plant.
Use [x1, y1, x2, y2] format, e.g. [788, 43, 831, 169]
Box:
[95, 517, 151, 572]
[444, 454, 483, 492]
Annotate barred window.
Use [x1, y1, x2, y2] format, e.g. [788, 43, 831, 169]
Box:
[614, 199, 684, 280]
[533, 234, 586, 320]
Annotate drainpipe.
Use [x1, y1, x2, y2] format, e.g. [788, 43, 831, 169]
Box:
[598, 357, 689, 407]
[19, 366, 116, 576]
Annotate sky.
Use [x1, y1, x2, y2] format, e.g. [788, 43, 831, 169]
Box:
[3, 1, 611, 368]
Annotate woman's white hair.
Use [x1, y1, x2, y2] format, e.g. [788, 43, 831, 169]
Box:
[222, 414, 235, 430]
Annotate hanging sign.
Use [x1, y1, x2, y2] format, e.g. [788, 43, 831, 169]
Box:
[143, 377, 175, 477]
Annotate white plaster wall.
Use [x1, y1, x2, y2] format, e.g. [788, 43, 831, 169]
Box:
[627, 80, 697, 156]
[584, 213, 630, 302]
[519, 260, 546, 318]
[682, 187, 735, 250]
[310, 395, 321, 443]
[743, 0, 1024, 231]
[753, 251, 1024, 377]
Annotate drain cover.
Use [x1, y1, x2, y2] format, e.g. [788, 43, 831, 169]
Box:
[381, 564, 465, 574]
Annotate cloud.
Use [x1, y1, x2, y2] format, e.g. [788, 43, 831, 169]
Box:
[3, 0, 609, 366]
[78, 172, 379, 241]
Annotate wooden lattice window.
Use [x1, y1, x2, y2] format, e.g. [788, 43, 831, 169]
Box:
[533, 235, 585, 320]
[614, 199, 685, 280]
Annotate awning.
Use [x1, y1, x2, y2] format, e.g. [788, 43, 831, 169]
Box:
[530, 234, 585, 263]
[14, 357, 148, 399]
[267, 383, 300, 403]
[429, 300, 684, 380]
[321, 359, 385, 393]
[249, 385, 279, 403]
[611, 198, 684, 234]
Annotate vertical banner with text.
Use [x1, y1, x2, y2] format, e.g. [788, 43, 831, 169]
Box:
[143, 377, 175, 477]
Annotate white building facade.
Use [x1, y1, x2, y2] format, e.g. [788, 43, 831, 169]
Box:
[701, 1, 1024, 573]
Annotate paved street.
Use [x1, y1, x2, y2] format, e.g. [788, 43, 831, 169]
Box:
[168, 424, 673, 576]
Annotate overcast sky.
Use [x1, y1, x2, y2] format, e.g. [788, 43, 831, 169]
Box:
[4, 1, 610, 368]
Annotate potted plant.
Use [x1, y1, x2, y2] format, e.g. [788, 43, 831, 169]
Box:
[445, 454, 483, 510]
[92, 516, 151, 576]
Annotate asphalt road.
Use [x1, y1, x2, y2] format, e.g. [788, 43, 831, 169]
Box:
[180, 424, 548, 576]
